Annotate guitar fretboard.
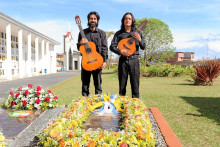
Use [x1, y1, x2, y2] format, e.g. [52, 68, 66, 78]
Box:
[77, 24, 90, 50]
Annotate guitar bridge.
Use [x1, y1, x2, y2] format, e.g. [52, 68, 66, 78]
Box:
[87, 59, 98, 64]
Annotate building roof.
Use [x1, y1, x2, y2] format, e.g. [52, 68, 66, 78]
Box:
[0, 12, 60, 45]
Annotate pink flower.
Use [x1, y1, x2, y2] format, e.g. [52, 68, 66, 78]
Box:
[11, 101, 16, 106]
[24, 90, 29, 95]
[15, 93, 20, 98]
[47, 90, 51, 93]
[37, 86, 42, 91]
[28, 84, 33, 88]
[18, 87, 22, 91]
[22, 100, 27, 106]
[36, 99, 41, 104]
[10, 91, 14, 95]
[54, 96, 58, 100]
[36, 91, 41, 96]
[45, 97, 50, 102]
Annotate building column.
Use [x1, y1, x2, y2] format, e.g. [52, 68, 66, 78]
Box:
[6, 23, 12, 80]
[35, 37, 39, 76]
[46, 41, 50, 74]
[27, 33, 32, 77]
[18, 29, 23, 78]
[41, 40, 45, 75]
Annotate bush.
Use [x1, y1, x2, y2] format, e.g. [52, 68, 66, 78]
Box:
[141, 64, 195, 77]
[191, 59, 220, 86]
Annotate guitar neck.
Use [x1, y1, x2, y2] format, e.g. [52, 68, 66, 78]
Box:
[77, 24, 89, 48]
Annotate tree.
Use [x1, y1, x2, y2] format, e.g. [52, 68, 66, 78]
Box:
[105, 31, 115, 68]
[136, 18, 175, 66]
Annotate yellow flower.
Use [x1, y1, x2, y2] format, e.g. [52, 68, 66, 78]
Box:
[71, 120, 78, 127]
[49, 128, 60, 138]
[0, 135, 5, 141]
[103, 143, 110, 147]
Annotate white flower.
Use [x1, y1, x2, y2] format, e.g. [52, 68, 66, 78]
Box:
[29, 99, 33, 104]
[49, 104, 53, 107]
[29, 94, 34, 98]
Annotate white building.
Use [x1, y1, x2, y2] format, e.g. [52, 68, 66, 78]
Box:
[0, 12, 60, 80]
[63, 32, 81, 71]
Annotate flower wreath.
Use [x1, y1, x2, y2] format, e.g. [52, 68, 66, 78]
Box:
[38, 94, 155, 147]
[0, 130, 7, 147]
[2, 84, 59, 110]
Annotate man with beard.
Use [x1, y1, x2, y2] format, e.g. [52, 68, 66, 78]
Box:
[110, 12, 146, 98]
[77, 11, 108, 96]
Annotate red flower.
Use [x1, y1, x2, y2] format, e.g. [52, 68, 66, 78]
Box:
[11, 101, 16, 106]
[28, 84, 33, 88]
[37, 86, 42, 91]
[47, 90, 52, 93]
[18, 87, 22, 91]
[10, 91, 14, 95]
[54, 96, 58, 100]
[36, 99, 41, 104]
[120, 142, 128, 147]
[24, 90, 29, 95]
[23, 100, 27, 106]
[45, 97, 50, 102]
[15, 93, 20, 98]
[36, 91, 41, 96]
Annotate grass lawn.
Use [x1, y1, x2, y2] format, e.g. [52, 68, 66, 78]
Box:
[49, 69, 220, 147]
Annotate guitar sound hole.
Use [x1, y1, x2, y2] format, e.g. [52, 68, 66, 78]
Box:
[128, 40, 133, 44]
[86, 48, 91, 53]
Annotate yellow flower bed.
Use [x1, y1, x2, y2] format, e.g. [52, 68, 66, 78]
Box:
[38, 95, 156, 147]
[0, 131, 7, 147]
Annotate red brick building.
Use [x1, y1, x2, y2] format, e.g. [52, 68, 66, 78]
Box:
[166, 52, 194, 62]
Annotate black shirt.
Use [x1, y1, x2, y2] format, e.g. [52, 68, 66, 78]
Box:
[77, 27, 108, 62]
[110, 28, 146, 56]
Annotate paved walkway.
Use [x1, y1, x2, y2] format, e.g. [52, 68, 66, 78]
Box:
[0, 71, 81, 99]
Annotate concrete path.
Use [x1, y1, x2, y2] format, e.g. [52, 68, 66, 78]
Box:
[0, 71, 80, 99]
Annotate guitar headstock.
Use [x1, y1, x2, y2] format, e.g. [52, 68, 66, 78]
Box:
[75, 15, 81, 25]
[138, 19, 148, 31]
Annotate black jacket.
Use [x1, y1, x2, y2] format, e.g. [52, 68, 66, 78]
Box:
[77, 28, 108, 62]
[110, 28, 145, 56]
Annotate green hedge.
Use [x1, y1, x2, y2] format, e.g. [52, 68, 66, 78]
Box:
[140, 64, 195, 77]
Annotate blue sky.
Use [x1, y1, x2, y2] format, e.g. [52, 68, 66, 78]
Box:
[1, 0, 220, 60]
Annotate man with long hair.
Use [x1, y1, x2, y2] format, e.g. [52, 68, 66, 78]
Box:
[77, 11, 108, 96]
[110, 12, 146, 98]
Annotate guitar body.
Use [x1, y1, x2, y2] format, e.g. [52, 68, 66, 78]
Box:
[118, 38, 136, 56]
[79, 41, 103, 71]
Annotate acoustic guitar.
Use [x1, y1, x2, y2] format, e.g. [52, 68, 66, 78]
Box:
[118, 19, 148, 56]
[75, 15, 103, 71]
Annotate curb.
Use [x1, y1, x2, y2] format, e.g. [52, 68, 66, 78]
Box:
[149, 107, 182, 147]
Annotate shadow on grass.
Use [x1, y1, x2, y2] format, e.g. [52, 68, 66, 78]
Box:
[180, 96, 220, 125]
[172, 83, 195, 86]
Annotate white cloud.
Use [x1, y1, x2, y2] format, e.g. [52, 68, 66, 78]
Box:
[172, 30, 207, 49]
[25, 20, 80, 53]
[208, 41, 220, 52]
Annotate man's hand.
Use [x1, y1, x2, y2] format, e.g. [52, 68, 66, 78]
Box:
[99, 62, 107, 69]
[80, 38, 88, 45]
[120, 49, 132, 57]
[132, 32, 141, 42]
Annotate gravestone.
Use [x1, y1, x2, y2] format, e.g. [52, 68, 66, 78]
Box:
[0, 105, 65, 147]
[84, 110, 122, 132]
[0, 109, 43, 139]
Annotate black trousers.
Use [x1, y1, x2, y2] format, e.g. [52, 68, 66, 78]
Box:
[81, 68, 102, 96]
[118, 57, 140, 98]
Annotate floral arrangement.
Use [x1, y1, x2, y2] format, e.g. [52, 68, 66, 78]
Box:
[0, 130, 7, 147]
[38, 95, 155, 146]
[3, 84, 59, 110]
